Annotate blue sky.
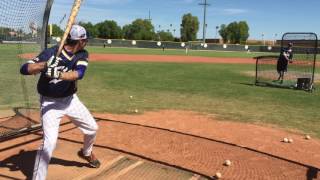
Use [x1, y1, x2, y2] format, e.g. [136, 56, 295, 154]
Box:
[49, 0, 320, 40]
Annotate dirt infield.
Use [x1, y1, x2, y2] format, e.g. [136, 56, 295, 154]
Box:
[1, 110, 319, 179]
[21, 53, 255, 64]
[3, 53, 320, 179]
[89, 54, 255, 64]
[94, 111, 320, 176]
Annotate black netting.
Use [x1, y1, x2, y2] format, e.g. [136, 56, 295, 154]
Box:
[255, 33, 318, 91]
[0, 0, 51, 139]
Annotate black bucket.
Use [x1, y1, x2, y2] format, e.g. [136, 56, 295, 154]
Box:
[296, 78, 311, 90]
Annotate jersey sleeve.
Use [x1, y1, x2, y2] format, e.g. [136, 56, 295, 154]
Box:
[29, 46, 57, 64]
[75, 50, 89, 79]
[20, 46, 57, 75]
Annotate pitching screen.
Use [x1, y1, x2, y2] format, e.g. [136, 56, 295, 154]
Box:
[255, 33, 318, 91]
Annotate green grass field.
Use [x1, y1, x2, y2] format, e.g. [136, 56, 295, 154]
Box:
[86, 46, 278, 58]
[1, 44, 320, 137]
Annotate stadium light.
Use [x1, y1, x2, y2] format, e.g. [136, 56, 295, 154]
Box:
[199, 0, 210, 44]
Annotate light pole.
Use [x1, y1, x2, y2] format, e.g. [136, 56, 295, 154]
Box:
[261, 33, 265, 46]
[148, 9, 152, 21]
[199, 0, 210, 44]
[157, 25, 161, 41]
[273, 33, 278, 45]
[215, 26, 219, 39]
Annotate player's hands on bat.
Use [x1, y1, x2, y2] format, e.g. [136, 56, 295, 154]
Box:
[45, 67, 61, 79]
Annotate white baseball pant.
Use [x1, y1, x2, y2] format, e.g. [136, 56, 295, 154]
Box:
[32, 94, 98, 180]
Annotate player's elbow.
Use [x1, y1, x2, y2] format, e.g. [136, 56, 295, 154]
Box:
[20, 64, 30, 75]
[75, 66, 86, 80]
[76, 69, 85, 80]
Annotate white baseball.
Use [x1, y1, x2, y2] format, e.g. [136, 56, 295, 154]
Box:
[134, 109, 138, 113]
[305, 135, 311, 140]
[288, 138, 293, 143]
[129, 95, 133, 99]
[283, 137, 289, 143]
[224, 160, 232, 166]
[215, 172, 222, 179]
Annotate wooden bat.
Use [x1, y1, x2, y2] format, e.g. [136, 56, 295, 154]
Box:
[56, 0, 82, 57]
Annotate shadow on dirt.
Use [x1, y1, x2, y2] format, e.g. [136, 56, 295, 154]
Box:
[307, 167, 319, 180]
[0, 150, 89, 180]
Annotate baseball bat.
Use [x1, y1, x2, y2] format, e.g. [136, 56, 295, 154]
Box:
[56, 0, 82, 57]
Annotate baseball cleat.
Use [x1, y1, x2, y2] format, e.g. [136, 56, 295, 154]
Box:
[78, 149, 101, 168]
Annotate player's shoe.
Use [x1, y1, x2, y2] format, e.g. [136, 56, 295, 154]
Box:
[78, 149, 101, 168]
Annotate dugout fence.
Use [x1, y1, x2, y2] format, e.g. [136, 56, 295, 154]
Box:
[255, 32, 318, 91]
[0, 0, 54, 141]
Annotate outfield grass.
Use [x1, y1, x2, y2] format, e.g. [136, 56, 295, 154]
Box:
[1, 44, 320, 137]
[0, 44, 40, 109]
[78, 62, 320, 137]
[86, 46, 278, 58]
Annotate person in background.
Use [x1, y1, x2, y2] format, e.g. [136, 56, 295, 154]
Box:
[276, 42, 293, 83]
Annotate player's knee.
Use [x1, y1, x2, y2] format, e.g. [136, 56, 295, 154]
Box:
[91, 122, 99, 132]
[42, 139, 58, 153]
[87, 120, 98, 134]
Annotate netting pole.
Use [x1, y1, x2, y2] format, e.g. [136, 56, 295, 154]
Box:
[311, 35, 318, 90]
[255, 57, 259, 84]
[41, 0, 54, 51]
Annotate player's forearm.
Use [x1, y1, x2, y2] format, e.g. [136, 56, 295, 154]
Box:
[59, 71, 79, 81]
[27, 62, 46, 75]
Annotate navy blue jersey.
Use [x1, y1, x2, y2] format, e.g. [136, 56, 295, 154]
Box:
[277, 47, 293, 72]
[278, 47, 293, 62]
[31, 45, 88, 98]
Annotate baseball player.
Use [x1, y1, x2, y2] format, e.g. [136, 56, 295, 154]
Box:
[20, 25, 100, 180]
[276, 42, 293, 83]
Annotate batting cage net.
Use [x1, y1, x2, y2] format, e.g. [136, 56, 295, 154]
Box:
[255, 32, 318, 91]
[0, 0, 53, 140]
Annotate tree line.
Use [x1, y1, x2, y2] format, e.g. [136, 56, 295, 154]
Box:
[49, 13, 249, 44]
[219, 21, 249, 44]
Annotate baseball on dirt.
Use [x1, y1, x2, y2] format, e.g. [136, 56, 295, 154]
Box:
[283, 137, 289, 143]
[305, 135, 311, 140]
[288, 138, 293, 143]
[134, 109, 138, 113]
[215, 172, 222, 179]
[224, 160, 232, 166]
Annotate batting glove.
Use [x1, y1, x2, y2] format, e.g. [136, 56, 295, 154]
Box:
[46, 67, 61, 79]
[47, 56, 62, 68]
